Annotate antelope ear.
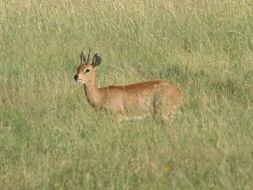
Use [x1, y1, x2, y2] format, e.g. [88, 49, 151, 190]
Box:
[80, 49, 90, 64]
[92, 52, 102, 67]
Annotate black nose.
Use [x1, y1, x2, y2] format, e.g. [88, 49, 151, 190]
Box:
[74, 74, 78, 81]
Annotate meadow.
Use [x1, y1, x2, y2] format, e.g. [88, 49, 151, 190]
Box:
[0, 0, 253, 189]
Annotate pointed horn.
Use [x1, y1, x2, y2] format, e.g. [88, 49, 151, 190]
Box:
[87, 49, 91, 64]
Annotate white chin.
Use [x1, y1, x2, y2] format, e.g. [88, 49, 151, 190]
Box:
[76, 80, 86, 84]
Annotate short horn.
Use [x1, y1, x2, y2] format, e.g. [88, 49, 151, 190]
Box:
[87, 49, 91, 64]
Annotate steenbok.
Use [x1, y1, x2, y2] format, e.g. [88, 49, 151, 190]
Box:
[74, 49, 184, 122]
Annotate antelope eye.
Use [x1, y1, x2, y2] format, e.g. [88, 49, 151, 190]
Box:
[85, 69, 90, 73]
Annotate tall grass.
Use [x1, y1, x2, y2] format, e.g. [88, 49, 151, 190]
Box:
[0, 0, 253, 189]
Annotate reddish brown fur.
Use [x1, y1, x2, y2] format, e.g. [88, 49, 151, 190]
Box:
[74, 50, 184, 122]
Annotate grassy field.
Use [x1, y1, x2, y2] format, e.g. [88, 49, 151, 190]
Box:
[0, 0, 253, 189]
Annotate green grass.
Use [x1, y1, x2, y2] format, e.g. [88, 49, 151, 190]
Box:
[0, 0, 253, 189]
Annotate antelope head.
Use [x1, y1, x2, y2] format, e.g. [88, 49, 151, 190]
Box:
[74, 49, 102, 84]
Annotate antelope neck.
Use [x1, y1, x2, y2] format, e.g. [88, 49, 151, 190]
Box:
[83, 80, 102, 108]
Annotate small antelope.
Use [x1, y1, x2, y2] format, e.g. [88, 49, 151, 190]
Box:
[74, 49, 184, 122]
